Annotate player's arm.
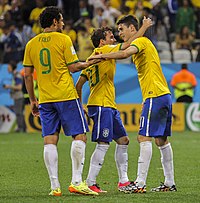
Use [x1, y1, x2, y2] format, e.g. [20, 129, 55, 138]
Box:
[65, 36, 102, 73]
[24, 66, 39, 117]
[76, 74, 88, 115]
[128, 16, 153, 42]
[120, 16, 153, 50]
[75, 75, 87, 103]
[24, 66, 35, 102]
[90, 45, 138, 60]
[67, 59, 102, 73]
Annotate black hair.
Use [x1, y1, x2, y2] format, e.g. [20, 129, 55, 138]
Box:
[91, 27, 112, 48]
[8, 60, 17, 70]
[181, 63, 188, 69]
[117, 15, 139, 31]
[39, 6, 62, 29]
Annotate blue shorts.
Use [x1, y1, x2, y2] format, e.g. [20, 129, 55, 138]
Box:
[39, 99, 89, 137]
[88, 106, 128, 142]
[139, 94, 172, 137]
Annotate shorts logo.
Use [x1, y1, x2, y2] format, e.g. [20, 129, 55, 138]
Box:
[102, 128, 109, 137]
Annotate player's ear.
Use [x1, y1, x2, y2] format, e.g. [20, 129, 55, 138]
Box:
[53, 18, 57, 27]
[130, 24, 136, 32]
[99, 39, 105, 46]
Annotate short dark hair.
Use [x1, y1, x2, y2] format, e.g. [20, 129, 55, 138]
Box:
[39, 6, 62, 29]
[91, 27, 112, 48]
[117, 15, 139, 31]
[8, 60, 17, 70]
[181, 63, 188, 69]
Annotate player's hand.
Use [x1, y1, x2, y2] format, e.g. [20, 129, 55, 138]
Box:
[142, 16, 153, 29]
[88, 58, 103, 65]
[30, 101, 40, 117]
[88, 54, 103, 61]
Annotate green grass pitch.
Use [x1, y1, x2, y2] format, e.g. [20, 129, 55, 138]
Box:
[0, 131, 199, 203]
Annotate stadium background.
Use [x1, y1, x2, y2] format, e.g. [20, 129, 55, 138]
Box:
[0, 2, 200, 202]
[0, 62, 199, 133]
[0, 0, 200, 133]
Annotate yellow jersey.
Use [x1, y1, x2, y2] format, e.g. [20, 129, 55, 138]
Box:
[23, 32, 79, 104]
[81, 44, 122, 109]
[131, 37, 170, 101]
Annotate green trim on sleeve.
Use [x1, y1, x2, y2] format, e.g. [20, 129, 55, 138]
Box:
[67, 60, 80, 66]
[80, 73, 88, 80]
[119, 43, 123, 50]
[130, 44, 139, 53]
[23, 65, 34, 68]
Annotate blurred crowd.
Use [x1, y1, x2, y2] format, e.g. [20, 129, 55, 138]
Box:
[0, 0, 200, 63]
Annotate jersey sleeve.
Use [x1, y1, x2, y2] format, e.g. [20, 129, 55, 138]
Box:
[64, 36, 79, 65]
[130, 38, 145, 53]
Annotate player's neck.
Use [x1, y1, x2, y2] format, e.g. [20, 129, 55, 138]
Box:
[43, 27, 56, 33]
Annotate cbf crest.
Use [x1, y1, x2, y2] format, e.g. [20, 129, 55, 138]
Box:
[102, 128, 109, 137]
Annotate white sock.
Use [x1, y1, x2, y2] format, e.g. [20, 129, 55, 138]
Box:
[71, 140, 86, 185]
[44, 144, 60, 190]
[159, 143, 175, 186]
[86, 144, 109, 186]
[115, 144, 129, 183]
[135, 141, 152, 187]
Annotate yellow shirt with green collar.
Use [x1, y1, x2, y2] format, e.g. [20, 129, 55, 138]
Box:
[81, 43, 122, 109]
[23, 32, 79, 104]
[130, 37, 170, 101]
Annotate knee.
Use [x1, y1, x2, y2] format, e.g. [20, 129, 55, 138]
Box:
[155, 137, 168, 147]
[44, 134, 59, 145]
[137, 135, 152, 143]
[116, 136, 129, 145]
[73, 134, 87, 143]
